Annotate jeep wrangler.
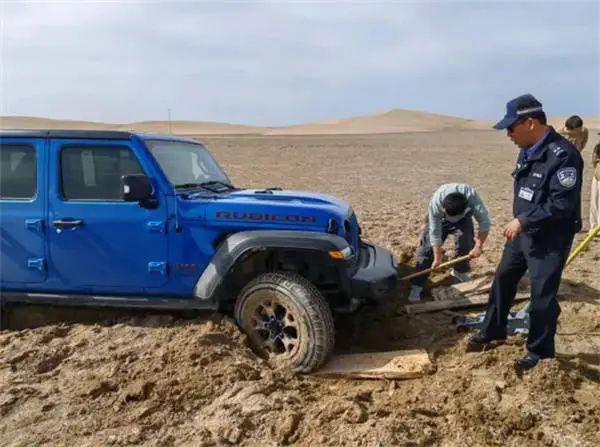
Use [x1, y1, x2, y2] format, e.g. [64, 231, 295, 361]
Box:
[0, 130, 397, 372]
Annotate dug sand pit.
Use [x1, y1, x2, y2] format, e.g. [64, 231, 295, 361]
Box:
[1, 307, 598, 446]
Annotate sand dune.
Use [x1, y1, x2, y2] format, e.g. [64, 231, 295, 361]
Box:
[0, 116, 265, 135]
[0, 116, 114, 130]
[2, 110, 598, 136]
[118, 120, 266, 135]
[264, 109, 473, 135]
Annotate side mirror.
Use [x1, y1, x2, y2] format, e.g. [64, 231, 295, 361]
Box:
[122, 174, 153, 202]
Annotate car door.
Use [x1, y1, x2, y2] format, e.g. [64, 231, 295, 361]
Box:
[47, 138, 169, 293]
[0, 138, 47, 286]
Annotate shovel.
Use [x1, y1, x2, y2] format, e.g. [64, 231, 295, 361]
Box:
[400, 255, 471, 281]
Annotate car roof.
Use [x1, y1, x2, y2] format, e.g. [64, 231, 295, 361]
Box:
[0, 129, 200, 144]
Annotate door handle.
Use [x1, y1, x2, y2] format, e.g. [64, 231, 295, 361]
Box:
[52, 219, 84, 229]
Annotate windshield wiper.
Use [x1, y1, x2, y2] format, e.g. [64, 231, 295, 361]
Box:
[174, 183, 207, 190]
[198, 181, 235, 191]
[174, 181, 235, 192]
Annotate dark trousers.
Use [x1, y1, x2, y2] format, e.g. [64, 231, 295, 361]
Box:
[412, 215, 475, 287]
[480, 232, 574, 358]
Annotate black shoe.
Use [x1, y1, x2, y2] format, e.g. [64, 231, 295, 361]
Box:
[466, 332, 507, 352]
[515, 352, 540, 374]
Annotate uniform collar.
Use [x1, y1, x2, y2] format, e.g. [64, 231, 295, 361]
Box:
[523, 127, 554, 162]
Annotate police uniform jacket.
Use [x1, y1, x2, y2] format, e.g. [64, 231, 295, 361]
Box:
[513, 128, 583, 237]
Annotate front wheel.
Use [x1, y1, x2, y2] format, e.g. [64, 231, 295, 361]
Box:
[234, 272, 334, 373]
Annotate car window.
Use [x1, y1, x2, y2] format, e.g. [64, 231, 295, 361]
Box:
[61, 146, 144, 200]
[145, 140, 228, 186]
[0, 144, 37, 199]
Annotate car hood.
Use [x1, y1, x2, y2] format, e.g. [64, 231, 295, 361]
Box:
[177, 188, 353, 234]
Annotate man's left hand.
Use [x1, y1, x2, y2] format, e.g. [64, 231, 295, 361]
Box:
[469, 245, 483, 259]
[503, 218, 522, 240]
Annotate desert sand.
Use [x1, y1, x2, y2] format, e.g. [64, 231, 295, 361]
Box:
[0, 116, 266, 135]
[3, 109, 598, 135]
[0, 122, 599, 446]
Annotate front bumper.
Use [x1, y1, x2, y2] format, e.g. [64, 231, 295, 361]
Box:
[348, 242, 398, 302]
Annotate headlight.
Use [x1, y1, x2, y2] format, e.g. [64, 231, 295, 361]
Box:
[328, 246, 353, 260]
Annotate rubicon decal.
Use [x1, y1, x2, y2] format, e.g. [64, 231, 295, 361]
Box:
[216, 211, 317, 223]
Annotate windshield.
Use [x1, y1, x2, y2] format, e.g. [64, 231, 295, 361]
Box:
[145, 140, 230, 187]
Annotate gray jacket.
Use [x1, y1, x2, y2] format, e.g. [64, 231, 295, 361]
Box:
[428, 183, 491, 246]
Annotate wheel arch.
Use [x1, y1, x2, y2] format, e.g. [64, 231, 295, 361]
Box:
[194, 230, 351, 301]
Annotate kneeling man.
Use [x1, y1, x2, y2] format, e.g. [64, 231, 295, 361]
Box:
[408, 183, 491, 302]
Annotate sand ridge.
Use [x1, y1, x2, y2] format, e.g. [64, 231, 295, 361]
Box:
[3, 110, 598, 136]
[0, 116, 266, 135]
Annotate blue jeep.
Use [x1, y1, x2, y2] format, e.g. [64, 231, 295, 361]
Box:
[0, 130, 397, 371]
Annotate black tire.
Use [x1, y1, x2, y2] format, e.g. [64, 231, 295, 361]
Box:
[234, 272, 334, 373]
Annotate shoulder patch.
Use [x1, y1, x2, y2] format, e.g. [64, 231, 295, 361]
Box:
[557, 167, 577, 188]
[549, 142, 566, 158]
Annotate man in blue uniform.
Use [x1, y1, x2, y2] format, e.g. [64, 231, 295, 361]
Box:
[468, 94, 583, 372]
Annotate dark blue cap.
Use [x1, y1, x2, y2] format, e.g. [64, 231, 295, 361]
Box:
[493, 94, 544, 130]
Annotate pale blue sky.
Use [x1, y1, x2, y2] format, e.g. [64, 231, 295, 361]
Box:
[1, 1, 598, 125]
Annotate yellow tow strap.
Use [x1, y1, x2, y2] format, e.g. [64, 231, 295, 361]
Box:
[566, 224, 600, 266]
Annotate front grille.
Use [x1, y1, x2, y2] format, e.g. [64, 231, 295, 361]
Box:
[327, 218, 339, 234]
[344, 219, 352, 239]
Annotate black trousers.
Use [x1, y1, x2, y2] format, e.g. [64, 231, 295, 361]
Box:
[480, 231, 574, 358]
[412, 214, 475, 287]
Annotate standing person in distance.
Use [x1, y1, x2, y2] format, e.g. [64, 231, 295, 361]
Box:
[590, 135, 600, 229]
[560, 115, 588, 152]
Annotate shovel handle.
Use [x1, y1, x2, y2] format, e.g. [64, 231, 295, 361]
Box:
[400, 255, 471, 281]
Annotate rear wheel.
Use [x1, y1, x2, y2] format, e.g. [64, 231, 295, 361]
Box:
[234, 272, 334, 373]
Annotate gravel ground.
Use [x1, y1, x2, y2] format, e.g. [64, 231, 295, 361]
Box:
[1, 130, 598, 446]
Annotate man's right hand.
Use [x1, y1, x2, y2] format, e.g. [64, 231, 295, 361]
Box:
[503, 218, 522, 241]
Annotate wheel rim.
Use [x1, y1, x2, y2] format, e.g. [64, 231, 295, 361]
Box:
[246, 293, 300, 360]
